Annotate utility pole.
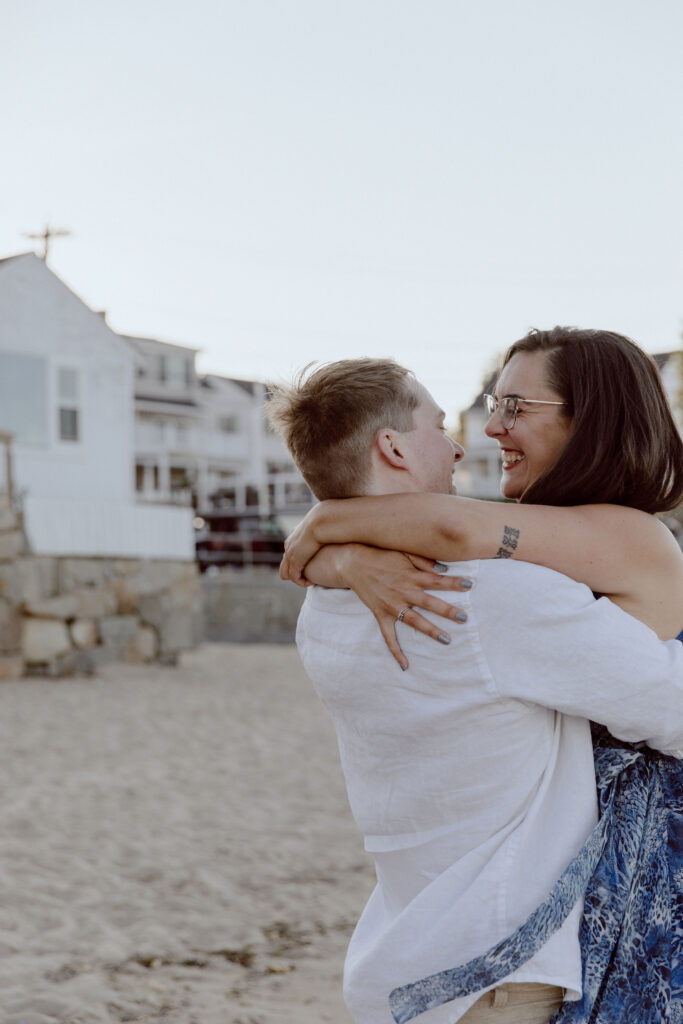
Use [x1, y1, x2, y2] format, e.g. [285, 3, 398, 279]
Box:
[23, 225, 72, 265]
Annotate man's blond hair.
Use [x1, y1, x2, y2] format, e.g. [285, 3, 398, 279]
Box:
[266, 358, 418, 499]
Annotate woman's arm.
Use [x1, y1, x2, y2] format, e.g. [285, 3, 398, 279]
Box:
[283, 495, 683, 640]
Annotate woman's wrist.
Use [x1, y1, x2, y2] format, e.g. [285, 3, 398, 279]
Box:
[329, 542, 367, 587]
[303, 543, 365, 589]
[312, 499, 347, 547]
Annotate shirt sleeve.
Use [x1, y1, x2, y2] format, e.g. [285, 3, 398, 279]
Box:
[475, 562, 683, 757]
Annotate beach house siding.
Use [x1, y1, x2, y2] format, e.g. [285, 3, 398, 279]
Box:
[127, 345, 314, 521]
[0, 254, 193, 558]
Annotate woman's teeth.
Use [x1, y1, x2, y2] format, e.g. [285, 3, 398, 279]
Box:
[501, 452, 524, 468]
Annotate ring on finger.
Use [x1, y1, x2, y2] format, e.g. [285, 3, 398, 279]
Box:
[396, 605, 412, 623]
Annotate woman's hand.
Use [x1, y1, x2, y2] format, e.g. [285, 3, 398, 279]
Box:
[280, 503, 330, 584]
[307, 544, 472, 671]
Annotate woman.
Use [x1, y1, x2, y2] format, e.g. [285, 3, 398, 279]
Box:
[281, 327, 683, 1023]
[282, 327, 683, 658]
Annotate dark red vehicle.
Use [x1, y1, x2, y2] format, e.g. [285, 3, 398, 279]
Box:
[195, 510, 286, 571]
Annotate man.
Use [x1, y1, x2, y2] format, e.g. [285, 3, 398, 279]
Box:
[267, 358, 683, 1024]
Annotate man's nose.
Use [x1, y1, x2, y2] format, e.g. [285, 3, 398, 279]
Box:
[447, 436, 465, 462]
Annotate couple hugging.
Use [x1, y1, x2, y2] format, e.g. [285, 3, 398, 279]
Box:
[268, 326, 683, 1024]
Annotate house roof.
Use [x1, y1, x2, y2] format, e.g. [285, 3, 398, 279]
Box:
[652, 351, 676, 369]
[464, 374, 498, 412]
[0, 251, 134, 359]
[202, 373, 260, 396]
[122, 333, 200, 355]
[0, 252, 32, 267]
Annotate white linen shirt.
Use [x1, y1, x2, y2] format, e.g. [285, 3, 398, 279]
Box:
[296, 559, 683, 1024]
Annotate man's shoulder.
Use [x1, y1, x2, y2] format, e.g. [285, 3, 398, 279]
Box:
[465, 559, 596, 633]
[442, 558, 590, 592]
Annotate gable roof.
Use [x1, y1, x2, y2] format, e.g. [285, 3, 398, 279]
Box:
[202, 373, 261, 396]
[0, 252, 32, 268]
[464, 374, 498, 412]
[652, 351, 676, 370]
[0, 251, 133, 358]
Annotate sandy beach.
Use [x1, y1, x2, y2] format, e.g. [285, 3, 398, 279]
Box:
[0, 643, 375, 1024]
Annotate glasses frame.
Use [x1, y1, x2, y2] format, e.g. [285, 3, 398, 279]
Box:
[483, 393, 567, 430]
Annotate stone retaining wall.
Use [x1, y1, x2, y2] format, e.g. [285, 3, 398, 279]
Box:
[0, 500, 201, 677]
[202, 569, 305, 643]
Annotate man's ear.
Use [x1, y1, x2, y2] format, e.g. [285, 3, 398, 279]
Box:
[375, 428, 407, 470]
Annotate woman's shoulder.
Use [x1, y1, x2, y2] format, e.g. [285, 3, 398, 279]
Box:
[580, 505, 682, 566]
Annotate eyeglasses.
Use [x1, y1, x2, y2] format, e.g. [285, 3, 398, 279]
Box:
[483, 394, 567, 430]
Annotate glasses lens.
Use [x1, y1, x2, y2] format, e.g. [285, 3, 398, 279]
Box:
[501, 398, 517, 429]
[484, 394, 496, 417]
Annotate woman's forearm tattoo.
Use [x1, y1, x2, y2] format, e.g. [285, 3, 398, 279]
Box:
[495, 525, 520, 559]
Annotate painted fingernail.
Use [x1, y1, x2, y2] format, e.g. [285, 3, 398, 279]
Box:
[433, 562, 448, 572]
[400, 663, 408, 671]
[461, 579, 473, 590]
[438, 633, 451, 645]
[455, 612, 468, 623]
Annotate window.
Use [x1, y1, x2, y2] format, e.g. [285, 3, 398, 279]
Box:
[218, 415, 239, 433]
[58, 368, 80, 442]
[0, 352, 48, 445]
[159, 354, 189, 387]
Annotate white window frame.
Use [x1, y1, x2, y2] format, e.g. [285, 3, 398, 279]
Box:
[57, 366, 81, 443]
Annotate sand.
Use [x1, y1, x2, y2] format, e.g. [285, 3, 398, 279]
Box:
[0, 644, 375, 1024]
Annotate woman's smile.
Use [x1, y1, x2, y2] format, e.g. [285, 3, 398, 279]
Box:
[485, 350, 573, 500]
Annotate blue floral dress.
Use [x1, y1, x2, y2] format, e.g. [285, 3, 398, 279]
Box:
[388, 631, 683, 1024]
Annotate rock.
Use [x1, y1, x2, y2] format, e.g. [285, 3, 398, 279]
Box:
[157, 609, 198, 655]
[0, 600, 21, 653]
[125, 625, 158, 663]
[0, 500, 18, 532]
[57, 559, 112, 592]
[107, 578, 140, 615]
[49, 650, 79, 678]
[124, 561, 187, 597]
[99, 615, 140, 656]
[24, 594, 79, 620]
[0, 564, 18, 602]
[22, 619, 71, 664]
[71, 645, 115, 676]
[139, 577, 202, 623]
[70, 619, 98, 649]
[25, 649, 79, 678]
[12, 558, 58, 603]
[72, 587, 118, 619]
[0, 654, 23, 679]
[99, 614, 139, 640]
[0, 530, 25, 561]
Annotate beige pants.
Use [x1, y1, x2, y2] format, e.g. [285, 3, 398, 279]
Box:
[458, 983, 565, 1024]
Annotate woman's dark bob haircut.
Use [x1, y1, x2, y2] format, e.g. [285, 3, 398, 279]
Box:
[502, 326, 683, 514]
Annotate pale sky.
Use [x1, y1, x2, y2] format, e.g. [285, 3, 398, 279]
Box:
[3, 0, 682, 421]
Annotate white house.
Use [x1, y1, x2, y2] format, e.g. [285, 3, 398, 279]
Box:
[453, 374, 502, 500]
[200, 374, 313, 526]
[127, 334, 314, 522]
[126, 333, 204, 507]
[654, 351, 683, 436]
[0, 254, 194, 558]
